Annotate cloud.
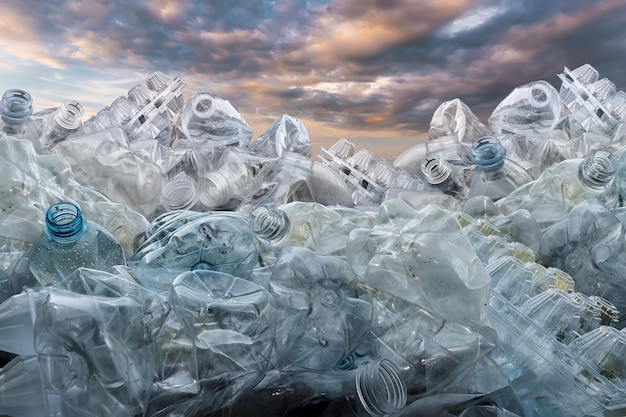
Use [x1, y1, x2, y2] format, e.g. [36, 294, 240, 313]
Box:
[1, 0, 626, 158]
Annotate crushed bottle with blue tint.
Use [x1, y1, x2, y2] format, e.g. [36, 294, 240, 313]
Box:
[28, 201, 126, 285]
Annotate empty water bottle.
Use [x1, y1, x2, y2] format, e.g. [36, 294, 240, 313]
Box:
[28, 202, 126, 285]
[468, 136, 534, 202]
[0, 89, 40, 153]
[176, 91, 253, 147]
[33, 100, 85, 151]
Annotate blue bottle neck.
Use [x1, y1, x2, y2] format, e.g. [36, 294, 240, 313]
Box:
[472, 136, 506, 171]
[44, 202, 86, 243]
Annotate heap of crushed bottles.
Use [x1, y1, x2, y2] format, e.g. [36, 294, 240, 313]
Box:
[0, 63, 625, 417]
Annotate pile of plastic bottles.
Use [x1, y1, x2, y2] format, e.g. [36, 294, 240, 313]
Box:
[0, 63, 625, 417]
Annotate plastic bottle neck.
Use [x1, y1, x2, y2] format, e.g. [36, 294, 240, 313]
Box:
[161, 174, 198, 210]
[248, 206, 290, 244]
[421, 156, 452, 184]
[197, 171, 233, 209]
[471, 136, 506, 171]
[578, 150, 616, 190]
[192, 93, 217, 119]
[354, 359, 407, 416]
[54, 101, 84, 130]
[0, 89, 33, 124]
[44, 202, 86, 243]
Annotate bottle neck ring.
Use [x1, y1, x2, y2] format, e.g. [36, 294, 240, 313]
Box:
[355, 359, 407, 416]
[55, 101, 84, 130]
[248, 206, 289, 244]
[0, 89, 33, 123]
[471, 136, 506, 171]
[578, 150, 616, 190]
[44, 202, 86, 243]
[421, 156, 451, 184]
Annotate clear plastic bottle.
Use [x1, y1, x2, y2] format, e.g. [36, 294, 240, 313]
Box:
[28, 201, 126, 285]
[216, 359, 407, 417]
[0, 89, 40, 152]
[175, 91, 253, 147]
[249, 202, 364, 256]
[128, 212, 260, 293]
[421, 156, 468, 200]
[468, 136, 534, 202]
[498, 150, 617, 229]
[33, 100, 85, 151]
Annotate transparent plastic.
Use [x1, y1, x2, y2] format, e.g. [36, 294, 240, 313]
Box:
[0, 89, 40, 152]
[33, 100, 85, 151]
[34, 268, 169, 417]
[148, 269, 275, 416]
[498, 150, 618, 230]
[28, 202, 126, 285]
[269, 246, 373, 371]
[176, 91, 253, 147]
[488, 80, 565, 136]
[249, 202, 367, 256]
[215, 359, 407, 416]
[249, 114, 311, 158]
[429, 98, 491, 145]
[128, 211, 260, 293]
[55, 127, 164, 217]
[468, 136, 534, 202]
[558, 64, 625, 136]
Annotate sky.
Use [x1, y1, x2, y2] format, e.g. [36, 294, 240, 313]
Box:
[1, 0, 626, 159]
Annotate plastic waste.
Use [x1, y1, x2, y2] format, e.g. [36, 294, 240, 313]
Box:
[34, 268, 169, 417]
[497, 149, 618, 230]
[468, 136, 534, 202]
[28, 202, 126, 285]
[55, 127, 164, 217]
[0, 89, 40, 153]
[488, 80, 565, 137]
[249, 114, 311, 158]
[147, 269, 275, 417]
[429, 98, 491, 145]
[176, 91, 253, 147]
[249, 201, 369, 256]
[213, 359, 407, 417]
[268, 246, 373, 371]
[33, 100, 85, 151]
[128, 211, 260, 293]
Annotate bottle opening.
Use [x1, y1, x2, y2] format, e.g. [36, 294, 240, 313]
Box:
[578, 150, 616, 190]
[421, 156, 451, 185]
[161, 175, 198, 210]
[471, 136, 506, 170]
[355, 359, 407, 416]
[197, 172, 231, 209]
[192, 93, 217, 119]
[55, 101, 84, 130]
[0, 89, 33, 122]
[248, 206, 289, 244]
[527, 83, 550, 108]
[44, 202, 86, 243]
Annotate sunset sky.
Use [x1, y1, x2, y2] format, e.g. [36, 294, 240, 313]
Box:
[1, 0, 625, 159]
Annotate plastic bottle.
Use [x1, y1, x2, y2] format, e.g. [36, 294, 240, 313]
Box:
[33, 100, 85, 151]
[249, 202, 364, 256]
[249, 114, 312, 158]
[175, 91, 253, 147]
[128, 211, 260, 293]
[0, 89, 40, 152]
[421, 155, 468, 200]
[497, 149, 617, 230]
[28, 202, 126, 285]
[468, 136, 534, 202]
[216, 359, 407, 417]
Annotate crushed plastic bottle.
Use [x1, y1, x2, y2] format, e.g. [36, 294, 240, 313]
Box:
[3, 63, 626, 417]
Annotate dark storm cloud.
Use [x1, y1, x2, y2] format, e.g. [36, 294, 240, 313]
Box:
[2, 0, 626, 157]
